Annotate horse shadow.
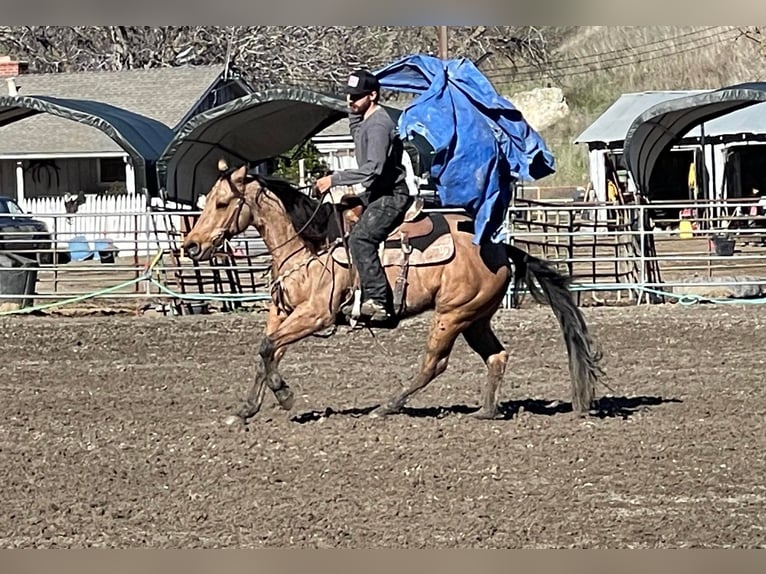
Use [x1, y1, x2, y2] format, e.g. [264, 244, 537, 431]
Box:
[290, 395, 682, 424]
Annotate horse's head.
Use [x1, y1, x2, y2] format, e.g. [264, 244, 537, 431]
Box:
[183, 159, 257, 262]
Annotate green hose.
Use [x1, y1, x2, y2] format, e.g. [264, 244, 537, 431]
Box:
[0, 275, 146, 316]
[2, 250, 763, 318]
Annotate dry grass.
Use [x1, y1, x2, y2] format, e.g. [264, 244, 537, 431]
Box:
[487, 26, 766, 187]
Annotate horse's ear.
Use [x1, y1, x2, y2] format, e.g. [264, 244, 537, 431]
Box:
[230, 163, 248, 179]
[217, 158, 229, 173]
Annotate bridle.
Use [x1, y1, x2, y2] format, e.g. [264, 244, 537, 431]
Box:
[219, 175, 248, 240]
[216, 166, 338, 268]
[214, 164, 352, 318]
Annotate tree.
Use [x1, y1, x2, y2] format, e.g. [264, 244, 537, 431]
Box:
[270, 141, 328, 185]
[738, 26, 766, 58]
[0, 26, 563, 90]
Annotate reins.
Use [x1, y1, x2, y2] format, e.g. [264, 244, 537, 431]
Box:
[219, 169, 349, 276]
[217, 167, 354, 319]
[221, 171, 326, 249]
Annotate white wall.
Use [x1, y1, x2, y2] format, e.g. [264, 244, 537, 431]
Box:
[16, 154, 130, 198]
[587, 143, 729, 202]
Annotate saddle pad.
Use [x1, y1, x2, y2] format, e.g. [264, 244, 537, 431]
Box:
[331, 232, 455, 267]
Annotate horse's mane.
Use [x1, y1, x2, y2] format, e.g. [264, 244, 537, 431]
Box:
[253, 174, 343, 251]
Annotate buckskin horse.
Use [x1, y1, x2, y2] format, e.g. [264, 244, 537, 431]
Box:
[182, 159, 603, 425]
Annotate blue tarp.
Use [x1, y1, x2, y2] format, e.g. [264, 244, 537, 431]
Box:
[375, 55, 555, 244]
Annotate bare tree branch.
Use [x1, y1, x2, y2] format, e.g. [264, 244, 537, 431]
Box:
[0, 26, 560, 90]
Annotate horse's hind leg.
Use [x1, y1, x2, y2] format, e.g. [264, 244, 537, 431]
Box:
[372, 311, 466, 417]
[462, 319, 507, 419]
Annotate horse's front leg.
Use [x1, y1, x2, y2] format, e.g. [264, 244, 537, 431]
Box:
[260, 301, 336, 410]
[227, 305, 286, 424]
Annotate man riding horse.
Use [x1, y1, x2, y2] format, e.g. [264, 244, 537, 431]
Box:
[181, 55, 603, 424]
[314, 69, 411, 323]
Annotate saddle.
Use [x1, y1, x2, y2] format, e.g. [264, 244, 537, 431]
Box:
[330, 195, 455, 318]
[330, 196, 454, 268]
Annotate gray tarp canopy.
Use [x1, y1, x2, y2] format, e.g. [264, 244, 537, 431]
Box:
[0, 89, 406, 206]
[0, 95, 174, 195]
[157, 87, 395, 205]
[623, 82, 766, 197]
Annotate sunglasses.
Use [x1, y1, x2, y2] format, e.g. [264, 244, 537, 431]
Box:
[347, 92, 371, 102]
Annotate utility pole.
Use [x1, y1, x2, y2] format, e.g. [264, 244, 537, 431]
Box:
[438, 26, 448, 59]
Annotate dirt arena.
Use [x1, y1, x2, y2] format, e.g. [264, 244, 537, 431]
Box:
[1, 303, 764, 548]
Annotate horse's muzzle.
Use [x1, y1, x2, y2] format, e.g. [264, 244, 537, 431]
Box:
[184, 240, 202, 260]
[184, 240, 215, 262]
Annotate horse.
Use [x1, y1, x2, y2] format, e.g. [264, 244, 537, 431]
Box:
[182, 159, 603, 425]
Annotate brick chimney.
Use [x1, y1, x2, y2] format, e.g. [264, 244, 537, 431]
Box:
[0, 56, 29, 78]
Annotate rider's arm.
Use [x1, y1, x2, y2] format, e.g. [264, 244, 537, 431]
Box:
[330, 115, 391, 191]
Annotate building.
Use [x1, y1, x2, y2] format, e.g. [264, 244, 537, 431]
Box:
[0, 57, 251, 207]
[574, 89, 766, 205]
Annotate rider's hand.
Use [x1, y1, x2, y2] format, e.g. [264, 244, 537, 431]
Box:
[314, 175, 333, 197]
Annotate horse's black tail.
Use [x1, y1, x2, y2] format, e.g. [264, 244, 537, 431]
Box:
[506, 244, 603, 413]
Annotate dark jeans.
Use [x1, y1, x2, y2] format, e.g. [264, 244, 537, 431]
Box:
[348, 190, 412, 307]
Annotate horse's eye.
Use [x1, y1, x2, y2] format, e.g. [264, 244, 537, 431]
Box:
[215, 201, 229, 209]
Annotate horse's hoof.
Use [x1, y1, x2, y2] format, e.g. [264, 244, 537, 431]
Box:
[471, 408, 501, 420]
[274, 387, 294, 411]
[223, 414, 245, 427]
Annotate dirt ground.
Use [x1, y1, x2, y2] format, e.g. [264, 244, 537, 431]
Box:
[1, 303, 764, 549]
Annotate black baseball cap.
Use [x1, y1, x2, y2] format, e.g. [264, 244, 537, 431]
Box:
[344, 69, 380, 96]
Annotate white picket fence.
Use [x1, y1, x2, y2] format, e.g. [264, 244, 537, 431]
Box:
[19, 194, 183, 258]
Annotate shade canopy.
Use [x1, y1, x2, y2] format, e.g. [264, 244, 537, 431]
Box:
[0, 94, 174, 194]
[623, 82, 766, 195]
[156, 87, 374, 204]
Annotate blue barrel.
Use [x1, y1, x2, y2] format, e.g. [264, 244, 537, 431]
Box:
[68, 235, 93, 261]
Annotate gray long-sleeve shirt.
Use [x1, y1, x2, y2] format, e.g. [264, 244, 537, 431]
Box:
[330, 107, 406, 196]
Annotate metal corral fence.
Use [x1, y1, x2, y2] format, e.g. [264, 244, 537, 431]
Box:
[0, 205, 272, 315]
[4, 195, 766, 315]
[507, 195, 766, 306]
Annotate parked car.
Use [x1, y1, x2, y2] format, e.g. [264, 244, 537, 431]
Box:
[0, 195, 55, 264]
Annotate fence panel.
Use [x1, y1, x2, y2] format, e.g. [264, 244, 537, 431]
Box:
[4, 196, 766, 312]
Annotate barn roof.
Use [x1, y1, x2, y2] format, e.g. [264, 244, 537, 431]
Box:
[0, 94, 176, 194]
[573, 90, 705, 146]
[157, 87, 353, 204]
[575, 87, 766, 148]
[158, 87, 401, 204]
[0, 65, 229, 156]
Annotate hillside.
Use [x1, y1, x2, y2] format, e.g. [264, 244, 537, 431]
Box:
[1, 26, 763, 188]
[506, 26, 766, 187]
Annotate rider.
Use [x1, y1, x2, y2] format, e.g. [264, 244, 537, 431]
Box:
[314, 68, 411, 322]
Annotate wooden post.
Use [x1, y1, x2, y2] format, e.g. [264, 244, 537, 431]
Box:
[438, 26, 448, 59]
[15, 160, 24, 205]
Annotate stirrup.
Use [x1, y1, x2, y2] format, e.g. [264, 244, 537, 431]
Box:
[359, 299, 391, 321]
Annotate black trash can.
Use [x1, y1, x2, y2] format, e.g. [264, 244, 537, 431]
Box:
[0, 253, 39, 310]
[710, 235, 736, 257]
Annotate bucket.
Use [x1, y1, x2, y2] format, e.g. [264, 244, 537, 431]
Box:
[185, 302, 209, 315]
[679, 219, 694, 239]
[710, 235, 736, 256]
[94, 238, 118, 264]
[0, 253, 38, 310]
